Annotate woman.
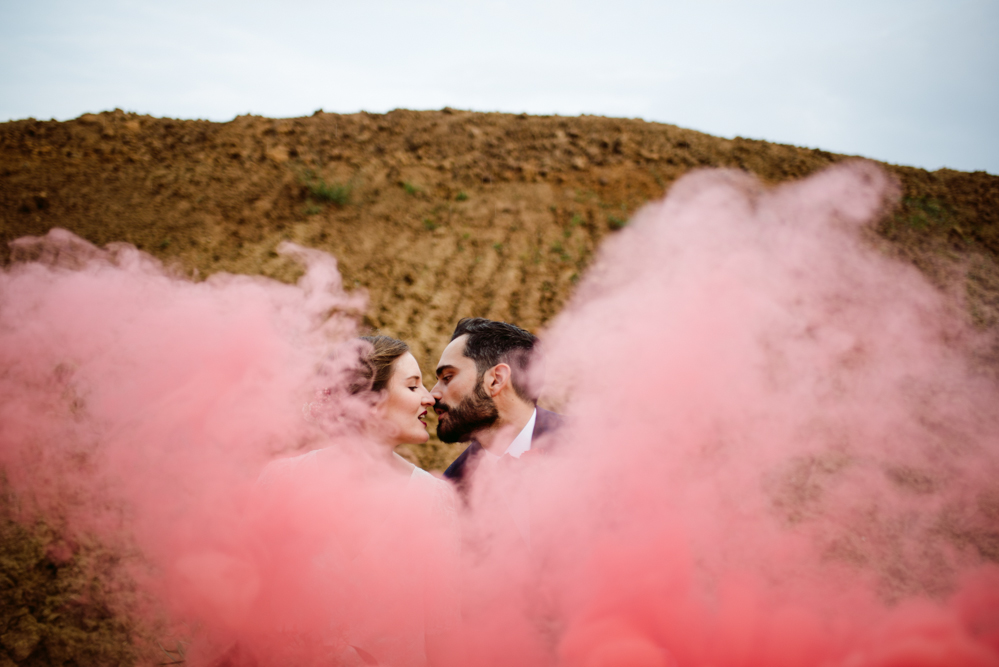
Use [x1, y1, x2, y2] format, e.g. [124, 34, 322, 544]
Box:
[254, 335, 460, 667]
[351, 335, 441, 478]
[275, 335, 442, 478]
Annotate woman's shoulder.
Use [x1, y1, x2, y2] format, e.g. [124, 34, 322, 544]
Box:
[257, 448, 326, 484]
[408, 466, 458, 515]
[408, 464, 449, 488]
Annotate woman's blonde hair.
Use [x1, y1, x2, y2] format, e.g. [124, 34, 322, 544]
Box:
[350, 335, 409, 394]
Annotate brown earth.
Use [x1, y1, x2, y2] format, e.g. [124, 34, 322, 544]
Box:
[2, 106, 999, 667]
[3, 108, 999, 471]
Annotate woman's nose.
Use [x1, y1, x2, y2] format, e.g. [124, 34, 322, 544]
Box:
[420, 389, 434, 405]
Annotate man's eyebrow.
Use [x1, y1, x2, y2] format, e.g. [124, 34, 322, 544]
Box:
[435, 364, 457, 378]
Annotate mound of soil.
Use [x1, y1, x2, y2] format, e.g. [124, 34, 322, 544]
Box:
[2, 108, 999, 469]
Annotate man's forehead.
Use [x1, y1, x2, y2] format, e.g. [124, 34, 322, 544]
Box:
[439, 334, 471, 365]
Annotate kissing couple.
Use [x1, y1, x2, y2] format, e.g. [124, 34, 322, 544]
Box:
[353, 316, 563, 487]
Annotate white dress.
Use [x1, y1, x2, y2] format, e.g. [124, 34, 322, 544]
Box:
[256, 448, 460, 666]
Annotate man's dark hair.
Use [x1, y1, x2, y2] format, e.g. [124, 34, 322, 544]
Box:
[451, 317, 539, 402]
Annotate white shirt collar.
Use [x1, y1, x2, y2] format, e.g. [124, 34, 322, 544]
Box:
[504, 408, 537, 459]
[480, 408, 538, 459]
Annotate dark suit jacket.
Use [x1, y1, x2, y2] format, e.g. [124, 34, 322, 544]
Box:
[442, 407, 563, 484]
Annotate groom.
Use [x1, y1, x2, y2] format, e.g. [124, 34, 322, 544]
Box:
[432, 317, 562, 485]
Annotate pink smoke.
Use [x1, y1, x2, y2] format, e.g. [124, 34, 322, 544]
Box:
[1, 161, 997, 667]
[465, 161, 999, 667]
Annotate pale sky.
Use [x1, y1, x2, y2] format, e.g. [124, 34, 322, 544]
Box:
[2, 0, 997, 173]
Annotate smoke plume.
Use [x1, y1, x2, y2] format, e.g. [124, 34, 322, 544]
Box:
[1, 162, 997, 667]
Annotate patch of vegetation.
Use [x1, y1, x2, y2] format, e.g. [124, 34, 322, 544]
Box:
[304, 202, 324, 216]
[455, 191, 469, 201]
[879, 195, 973, 251]
[306, 179, 351, 206]
[402, 182, 421, 196]
[423, 218, 438, 231]
[307, 180, 352, 206]
[607, 214, 628, 230]
[904, 197, 951, 232]
[649, 166, 667, 189]
[301, 170, 353, 206]
[492, 242, 503, 253]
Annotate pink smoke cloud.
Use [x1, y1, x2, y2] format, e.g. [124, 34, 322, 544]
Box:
[476, 161, 999, 667]
[1, 161, 997, 667]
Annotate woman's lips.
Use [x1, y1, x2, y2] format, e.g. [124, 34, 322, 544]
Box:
[418, 410, 427, 424]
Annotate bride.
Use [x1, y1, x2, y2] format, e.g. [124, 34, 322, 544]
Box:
[250, 336, 461, 667]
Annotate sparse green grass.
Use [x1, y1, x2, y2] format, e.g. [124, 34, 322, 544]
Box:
[649, 166, 667, 189]
[608, 215, 628, 230]
[307, 180, 351, 206]
[299, 170, 351, 208]
[456, 191, 469, 201]
[550, 241, 571, 262]
[423, 218, 438, 231]
[492, 242, 503, 253]
[904, 197, 950, 231]
[403, 182, 421, 196]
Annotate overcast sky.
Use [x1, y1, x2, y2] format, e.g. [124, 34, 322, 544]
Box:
[2, 0, 997, 173]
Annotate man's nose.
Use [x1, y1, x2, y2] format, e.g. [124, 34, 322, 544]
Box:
[430, 382, 442, 399]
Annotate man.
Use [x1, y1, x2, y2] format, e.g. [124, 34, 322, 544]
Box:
[431, 317, 562, 485]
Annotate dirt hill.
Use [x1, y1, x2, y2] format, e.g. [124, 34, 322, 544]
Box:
[3, 108, 999, 469]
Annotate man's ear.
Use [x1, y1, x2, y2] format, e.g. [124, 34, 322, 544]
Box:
[484, 363, 511, 396]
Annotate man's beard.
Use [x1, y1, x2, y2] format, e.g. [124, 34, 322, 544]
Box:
[435, 380, 499, 443]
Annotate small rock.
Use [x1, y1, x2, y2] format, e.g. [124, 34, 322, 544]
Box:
[265, 145, 290, 163]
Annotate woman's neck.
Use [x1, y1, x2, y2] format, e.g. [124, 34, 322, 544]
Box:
[377, 442, 415, 475]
